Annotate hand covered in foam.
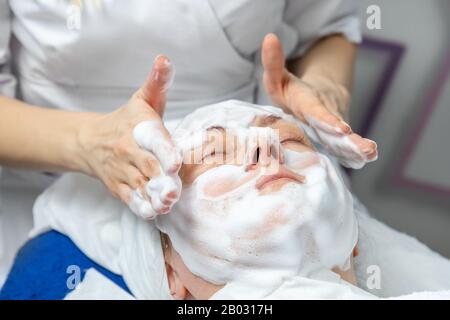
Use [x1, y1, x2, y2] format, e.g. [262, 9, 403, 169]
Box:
[78, 55, 181, 220]
[261, 34, 378, 169]
[128, 56, 182, 220]
[132, 120, 182, 219]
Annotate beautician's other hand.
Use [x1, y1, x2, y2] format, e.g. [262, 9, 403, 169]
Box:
[78, 56, 181, 214]
[262, 34, 378, 168]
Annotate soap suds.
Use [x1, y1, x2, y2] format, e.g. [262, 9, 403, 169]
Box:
[131, 120, 182, 220]
[303, 115, 378, 169]
[156, 100, 359, 294]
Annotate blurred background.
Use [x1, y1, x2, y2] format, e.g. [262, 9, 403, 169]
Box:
[350, 0, 450, 257]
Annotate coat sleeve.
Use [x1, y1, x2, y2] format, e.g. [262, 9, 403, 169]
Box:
[284, 0, 362, 59]
[0, 0, 16, 97]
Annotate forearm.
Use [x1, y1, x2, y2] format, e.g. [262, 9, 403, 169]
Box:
[0, 95, 97, 173]
[288, 34, 357, 92]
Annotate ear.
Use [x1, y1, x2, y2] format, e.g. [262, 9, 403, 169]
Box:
[138, 55, 174, 117]
[165, 262, 189, 300]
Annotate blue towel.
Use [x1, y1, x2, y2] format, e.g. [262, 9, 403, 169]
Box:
[0, 230, 131, 300]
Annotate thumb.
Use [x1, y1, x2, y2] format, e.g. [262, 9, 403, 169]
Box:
[139, 55, 175, 117]
[262, 33, 287, 95]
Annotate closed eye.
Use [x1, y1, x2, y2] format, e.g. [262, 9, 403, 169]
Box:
[281, 138, 304, 145]
[201, 150, 225, 161]
[280, 130, 311, 147]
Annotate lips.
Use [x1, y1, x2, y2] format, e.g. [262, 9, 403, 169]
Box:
[255, 166, 305, 190]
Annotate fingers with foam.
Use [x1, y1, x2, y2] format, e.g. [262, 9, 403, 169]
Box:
[303, 115, 378, 169]
[131, 120, 182, 220]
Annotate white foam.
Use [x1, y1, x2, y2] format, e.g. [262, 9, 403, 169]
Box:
[156, 100, 358, 295]
[131, 120, 182, 220]
[303, 115, 377, 169]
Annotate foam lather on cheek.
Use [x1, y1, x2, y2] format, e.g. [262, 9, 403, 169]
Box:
[157, 151, 358, 293]
[303, 115, 377, 169]
[156, 101, 358, 297]
[131, 120, 182, 220]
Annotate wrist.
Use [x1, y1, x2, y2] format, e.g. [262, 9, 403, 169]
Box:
[301, 72, 351, 119]
[301, 70, 338, 90]
[71, 112, 104, 176]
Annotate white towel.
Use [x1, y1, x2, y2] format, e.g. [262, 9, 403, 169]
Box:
[64, 268, 135, 300]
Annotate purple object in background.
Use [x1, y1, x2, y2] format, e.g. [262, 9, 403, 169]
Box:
[393, 44, 450, 197]
[356, 37, 406, 138]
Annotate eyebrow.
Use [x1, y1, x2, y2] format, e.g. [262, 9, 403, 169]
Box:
[202, 126, 226, 149]
[206, 125, 226, 132]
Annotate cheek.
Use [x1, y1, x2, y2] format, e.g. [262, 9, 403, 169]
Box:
[201, 169, 259, 198]
[202, 177, 237, 198]
[284, 150, 321, 171]
[283, 142, 314, 154]
[180, 164, 214, 187]
[289, 156, 320, 171]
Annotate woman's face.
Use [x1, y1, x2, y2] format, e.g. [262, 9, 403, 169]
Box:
[164, 115, 319, 299]
[159, 110, 358, 300]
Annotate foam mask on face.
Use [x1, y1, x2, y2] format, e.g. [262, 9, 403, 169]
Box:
[156, 100, 358, 292]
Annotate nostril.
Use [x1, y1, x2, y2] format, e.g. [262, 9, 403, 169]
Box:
[255, 147, 260, 164]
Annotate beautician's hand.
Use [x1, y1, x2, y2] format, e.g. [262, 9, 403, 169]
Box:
[78, 56, 181, 216]
[261, 34, 378, 168]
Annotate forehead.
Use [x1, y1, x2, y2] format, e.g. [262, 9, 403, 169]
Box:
[172, 101, 297, 148]
[205, 114, 284, 134]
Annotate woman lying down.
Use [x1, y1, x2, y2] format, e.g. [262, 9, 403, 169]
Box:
[12, 100, 450, 299]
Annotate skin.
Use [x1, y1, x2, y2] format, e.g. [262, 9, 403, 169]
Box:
[0, 32, 376, 207]
[164, 114, 359, 300]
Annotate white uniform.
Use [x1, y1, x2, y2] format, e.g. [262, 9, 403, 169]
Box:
[0, 0, 361, 285]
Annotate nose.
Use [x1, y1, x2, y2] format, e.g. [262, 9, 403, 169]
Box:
[244, 127, 284, 172]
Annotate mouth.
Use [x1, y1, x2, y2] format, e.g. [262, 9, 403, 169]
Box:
[255, 167, 305, 190]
